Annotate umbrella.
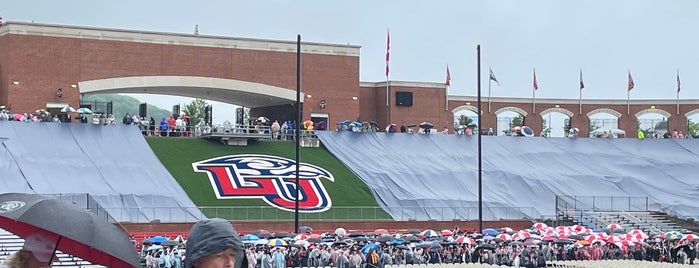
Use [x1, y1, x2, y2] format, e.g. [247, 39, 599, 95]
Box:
[403, 236, 420, 242]
[161, 240, 179, 247]
[274, 232, 292, 238]
[374, 229, 389, 235]
[257, 117, 269, 123]
[348, 231, 365, 237]
[482, 228, 499, 236]
[0, 193, 138, 267]
[454, 236, 474, 245]
[440, 230, 453, 236]
[307, 238, 322, 244]
[389, 239, 404, 245]
[14, 113, 23, 120]
[406, 124, 417, 128]
[361, 243, 380, 254]
[294, 240, 310, 248]
[420, 229, 438, 238]
[555, 239, 574, 245]
[253, 229, 272, 238]
[681, 234, 698, 241]
[294, 234, 309, 241]
[242, 234, 260, 241]
[146, 245, 163, 251]
[606, 223, 623, 230]
[303, 119, 313, 125]
[149, 236, 167, 244]
[418, 122, 434, 129]
[299, 226, 313, 232]
[141, 239, 152, 245]
[254, 239, 269, 245]
[376, 235, 393, 243]
[76, 107, 92, 114]
[316, 121, 327, 130]
[335, 227, 347, 237]
[532, 222, 548, 230]
[575, 240, 590, 246]
[476, 244, 496, 251]
[408, 229, 421, 235]
[665, 231, 683, 241]
[268, 238, 288, 246]
[60, 106, 76, 113]
[350, 121, 362, 127]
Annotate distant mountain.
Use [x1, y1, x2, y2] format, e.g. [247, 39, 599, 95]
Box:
[81, 94, 171, 123]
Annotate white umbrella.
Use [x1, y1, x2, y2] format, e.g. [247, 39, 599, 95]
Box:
[61, 106, 76, 113]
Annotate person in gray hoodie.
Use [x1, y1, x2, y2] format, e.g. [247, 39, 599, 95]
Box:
[185, 218, 245, 268]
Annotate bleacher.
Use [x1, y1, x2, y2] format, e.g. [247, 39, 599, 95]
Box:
[0, 229, 103, 267]
[576, 211, 689, 234]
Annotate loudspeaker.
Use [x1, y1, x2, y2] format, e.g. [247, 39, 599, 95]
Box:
[395, 91, 413, 106]
[204, 105, 212, 125]
[138, 103, 147, 117]
[236, 107, 244, 125]
[107, 102, 114, 116]
[172, 104, 180, 116]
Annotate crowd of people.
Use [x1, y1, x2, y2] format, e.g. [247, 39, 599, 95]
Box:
[137, 221, 699, 268]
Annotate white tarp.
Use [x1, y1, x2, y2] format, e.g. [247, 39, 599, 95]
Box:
[316, 131, 699, 221]
[0, 122, 203, 222]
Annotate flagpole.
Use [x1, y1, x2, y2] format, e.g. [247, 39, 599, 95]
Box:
[579, 69, 583, 115]
[579, 88, 582, 115]
[445, 84, 449, 111]
[627, 90, 630, 115]
[476, 44, 483, 234]
[532, 68, 536, 114]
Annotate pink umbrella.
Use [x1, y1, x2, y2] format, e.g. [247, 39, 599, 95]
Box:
[681, 234, 698, 241]
[500, 227, 514, 234]
[607, 223, 623, 230]
[496, 234, 512, 241]
[532, 222, 548, 230]
[294, 234, 309, 241]
[440, 230, 453, 236]
[513, 231, 531, 241]
[543, 236, 557, 242]
[454, 236, 475, 244]
[13, 113, 22, 120]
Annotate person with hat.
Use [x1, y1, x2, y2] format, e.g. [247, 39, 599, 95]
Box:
[2, 232, 58, 268]
[185, 218, 245, 268]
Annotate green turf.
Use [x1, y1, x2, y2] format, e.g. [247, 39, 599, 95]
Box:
[146, 138, 390, 220]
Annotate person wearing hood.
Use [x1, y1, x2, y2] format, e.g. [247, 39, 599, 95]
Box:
[185, 218, 245, 268]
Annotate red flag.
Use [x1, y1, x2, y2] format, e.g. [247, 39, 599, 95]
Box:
[533, 69, 539, 90]
[445, 65, 451, 86]
[385, 30, 390, 77]
[627, 71, 635, 91]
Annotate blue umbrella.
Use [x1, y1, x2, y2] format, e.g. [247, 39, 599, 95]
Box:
[300, 226, 313, 232]
[390, 239, 404, 245]
[242, 234, 260, 241]
[149, 236, 167, 244]
[482, 228, 499, 236]
[361, 243, 380, 254]
[351, 121, 362, 127]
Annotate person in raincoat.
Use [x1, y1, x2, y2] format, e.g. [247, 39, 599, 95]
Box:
[184, 218, 245, 268]
[637, 129, 645, 140]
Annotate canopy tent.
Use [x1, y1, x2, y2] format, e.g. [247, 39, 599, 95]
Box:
[589, 126, 626, 138]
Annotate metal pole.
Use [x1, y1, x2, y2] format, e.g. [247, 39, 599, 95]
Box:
[294, 34, 301, 234]
[477, 45, 483, 233]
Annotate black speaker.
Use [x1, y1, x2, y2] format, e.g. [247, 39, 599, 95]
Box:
[138, 103, 147, 117]
[204, 105, 212, 125]
[395, 91, 413, 106]
[106, 102, 113, 115]
[236, 107, 244, 125]
[172, 104, 180, 116]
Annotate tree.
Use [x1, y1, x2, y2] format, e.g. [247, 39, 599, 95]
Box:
[81, 94, 170, 122]
[457, 114, 473, 126]
[183, 98, 208, 125]
[689, 119, 699, 138]
[510, 115, 523, 127]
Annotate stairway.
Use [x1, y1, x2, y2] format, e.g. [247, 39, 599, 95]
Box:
[576, 211, 689, 235]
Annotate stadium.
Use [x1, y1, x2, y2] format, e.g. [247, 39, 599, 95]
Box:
[1, 21, 698, 267]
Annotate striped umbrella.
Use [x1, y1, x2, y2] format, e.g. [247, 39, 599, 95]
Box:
[440, 230, 454, 236]
[606, 223, 623, 230]
[681, 233, 698, 241]
[532, 222, 548, 230]
[454, 236, 475, 244]
[496, 234, 512, 241]
[294, 234, 309, 241]
[420, 229, 438, 238]
[665, 231, 683, 241]
[268, 238, 288, 246]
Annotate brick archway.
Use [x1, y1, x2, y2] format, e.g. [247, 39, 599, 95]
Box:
[495, 106, 528, 116]
[452, 105, 481, 115]
[685, 109, 699, 118]
[635, 108, 671, 119]
[539, 107, 574, 118]
[587, 108, 623, 118]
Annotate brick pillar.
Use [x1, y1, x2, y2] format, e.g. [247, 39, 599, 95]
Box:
[525, 113, 543, 136]
[571, 114, 589, 137]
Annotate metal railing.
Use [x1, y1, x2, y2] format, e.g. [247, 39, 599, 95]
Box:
[100, 206, 542, 223]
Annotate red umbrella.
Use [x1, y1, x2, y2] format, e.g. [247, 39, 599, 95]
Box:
[374, 229, 389, 235]
[532, 222, 548, 230]
[440, 230, 453, 236]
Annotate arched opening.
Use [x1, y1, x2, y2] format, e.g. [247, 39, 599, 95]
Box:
[635, 108, 671, 139]
[685, 109, 699, 138]
[495, 107, 527, 136]
[587, 108, 621, 138]
[539, 108, 574, 138]
[452, 105, 479, 135]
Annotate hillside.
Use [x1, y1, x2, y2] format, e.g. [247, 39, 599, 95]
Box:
[146, 138, 389, 220]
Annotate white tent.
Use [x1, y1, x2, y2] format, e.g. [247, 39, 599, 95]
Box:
[590, 126, 626, 138]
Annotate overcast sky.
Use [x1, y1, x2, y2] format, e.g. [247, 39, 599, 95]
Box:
[4, 0, 698, 124]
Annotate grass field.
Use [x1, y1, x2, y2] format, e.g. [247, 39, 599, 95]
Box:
[146, 138, 390, 220]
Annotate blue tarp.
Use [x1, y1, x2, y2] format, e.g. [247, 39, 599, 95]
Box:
[0, 122, 203, 222]
[316, 131, 699, 220]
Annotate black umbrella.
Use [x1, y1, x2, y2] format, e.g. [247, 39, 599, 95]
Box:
[274, 232, 292, 238]
[0, 193, 139, 267]
[408, 229, 421, 235]
[419, 122, 434, 129]
[403, 236, 420, 242]
[476, 244, 496, 251]
[555, 239, 574, 245]
[348, 231, 365, 237]
[307, 238, 322, 244]
[377, 235, 393, 243]
[161, 240, 180, 247]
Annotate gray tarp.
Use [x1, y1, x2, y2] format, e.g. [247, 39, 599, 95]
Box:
[0, 122, 202, 222]
[316, 131, 699, 221]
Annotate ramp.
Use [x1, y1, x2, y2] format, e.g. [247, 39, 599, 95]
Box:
[316, 131, 699, 220]
[0, 122, 202, 222]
